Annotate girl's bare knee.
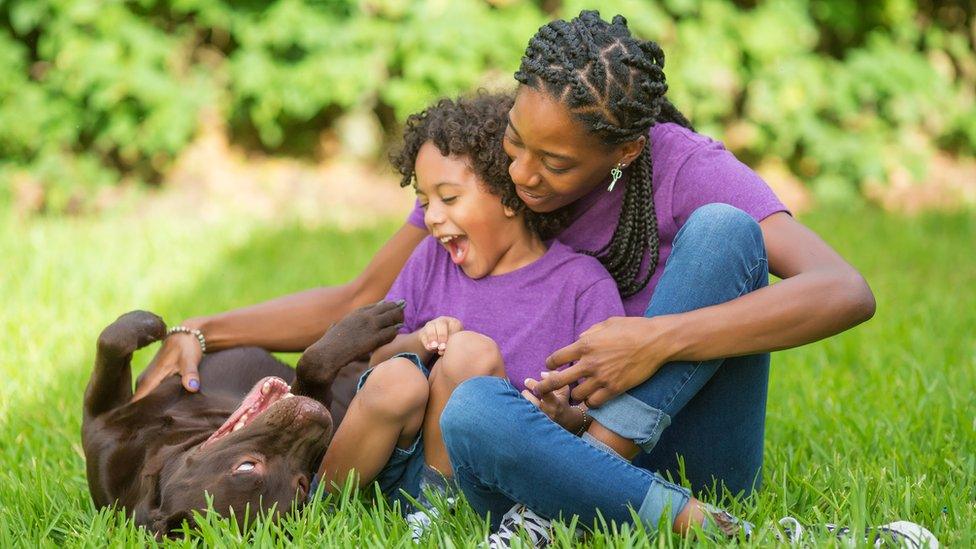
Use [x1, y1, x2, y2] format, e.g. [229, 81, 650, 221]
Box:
[358, 357, 429, 420]
[440, 331, 505, 380]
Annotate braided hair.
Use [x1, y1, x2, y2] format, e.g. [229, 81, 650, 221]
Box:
[515, 10, 692, 297]
[391, 93, 570, 240]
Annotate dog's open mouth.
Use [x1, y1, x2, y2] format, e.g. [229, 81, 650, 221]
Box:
[202, 376, 294, 447]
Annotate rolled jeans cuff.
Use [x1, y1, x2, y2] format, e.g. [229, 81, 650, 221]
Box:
[586, 392, 671, 453]
[637, 475, 692, 527]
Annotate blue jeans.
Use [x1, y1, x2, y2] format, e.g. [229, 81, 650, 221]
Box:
[440, 204, 771, 529]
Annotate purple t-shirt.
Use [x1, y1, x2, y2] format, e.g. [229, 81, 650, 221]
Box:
[385, 238, 624, 391]
[406, 123, 788, 316]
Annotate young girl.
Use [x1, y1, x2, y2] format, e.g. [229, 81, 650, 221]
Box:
[314, 93, 626, 519]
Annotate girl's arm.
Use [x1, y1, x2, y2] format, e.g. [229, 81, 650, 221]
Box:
[369, 332, 432, 366]
[133, 222, 428, 400]
[369, 315, 465, 366]
[539, 212, 875, 406]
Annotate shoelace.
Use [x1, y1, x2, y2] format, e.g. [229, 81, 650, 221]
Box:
[486, 505, 553, 548]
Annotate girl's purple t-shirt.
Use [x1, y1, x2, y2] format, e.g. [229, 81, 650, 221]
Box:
[406, 123, 789, 316]
[385, 238, 624, 391]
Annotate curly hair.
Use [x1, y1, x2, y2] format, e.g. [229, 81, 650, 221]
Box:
[516, 10, 692, 297]
[390, 93, 569, 240]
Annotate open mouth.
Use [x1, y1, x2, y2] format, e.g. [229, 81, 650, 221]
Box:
[438, 234, 469, 265]
[202, 376, 294, 447]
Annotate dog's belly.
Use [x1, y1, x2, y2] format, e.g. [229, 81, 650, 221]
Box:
[196, 347, 297, 398]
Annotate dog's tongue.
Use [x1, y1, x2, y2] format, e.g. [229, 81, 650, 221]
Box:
[203, 376, 293, 446]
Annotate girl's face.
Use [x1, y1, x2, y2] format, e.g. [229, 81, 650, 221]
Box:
[503, 86, 638, 213]
[414, 141, 535, 279]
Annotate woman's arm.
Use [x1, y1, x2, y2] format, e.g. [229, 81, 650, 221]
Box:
[668, 212, 875, 359]
[538, 213, 876, 406]
[132, 222, 428, 399]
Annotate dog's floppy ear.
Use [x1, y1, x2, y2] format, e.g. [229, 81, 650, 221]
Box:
[131, 470, 190, 537]
[151, 509, 194, 537]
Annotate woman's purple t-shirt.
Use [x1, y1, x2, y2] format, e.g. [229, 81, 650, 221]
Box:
[385, 238, 624, 391]
[406, 123, 789, 316]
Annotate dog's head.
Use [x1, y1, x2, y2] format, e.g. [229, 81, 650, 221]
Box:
[136, 377, 331, 535]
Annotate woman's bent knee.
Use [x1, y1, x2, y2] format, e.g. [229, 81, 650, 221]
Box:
[358, 357, 428, 420]
[681, 203, 763, 249]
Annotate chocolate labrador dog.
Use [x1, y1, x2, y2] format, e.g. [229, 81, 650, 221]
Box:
[82, 302, 402, 535]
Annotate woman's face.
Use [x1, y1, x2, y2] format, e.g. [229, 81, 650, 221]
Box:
[503, 86, 622, 213]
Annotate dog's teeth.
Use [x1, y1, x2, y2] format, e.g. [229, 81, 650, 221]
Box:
[283, 393, 294, 399]
[262, 381, 271, 395]
[233, 421, 245, 431]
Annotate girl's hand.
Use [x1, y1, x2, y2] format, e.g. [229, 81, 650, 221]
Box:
[534, 316, 678, 408]
[133, 330, 203, 400]
[419, 316, 463, 356]
[521, 374, 581, 433]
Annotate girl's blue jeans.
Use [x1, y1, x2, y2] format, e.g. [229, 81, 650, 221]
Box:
[440, 204, 771, 529]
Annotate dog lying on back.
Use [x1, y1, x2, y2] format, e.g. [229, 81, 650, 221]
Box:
[82, 302, 402, 535]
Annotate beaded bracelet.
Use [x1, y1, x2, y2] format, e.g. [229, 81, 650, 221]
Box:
[573, 404, 591, 437]
[166, 326, 207, 354]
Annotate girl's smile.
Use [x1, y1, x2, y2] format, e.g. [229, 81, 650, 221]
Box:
[414, 141, 545, 279]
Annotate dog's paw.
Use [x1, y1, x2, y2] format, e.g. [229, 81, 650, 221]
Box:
[297, 301, 404, 381]
[97, 310, 167, 360]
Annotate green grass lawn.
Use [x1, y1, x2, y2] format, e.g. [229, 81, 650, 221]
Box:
[1, 207, 973, 547]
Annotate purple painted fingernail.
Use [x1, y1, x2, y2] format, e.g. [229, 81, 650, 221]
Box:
[188, 379, 199, 390]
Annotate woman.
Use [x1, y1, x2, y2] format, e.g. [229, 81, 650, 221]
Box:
[137, 9, 875, 542]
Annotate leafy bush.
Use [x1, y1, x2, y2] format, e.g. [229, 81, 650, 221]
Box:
[0, 0, 973, 213]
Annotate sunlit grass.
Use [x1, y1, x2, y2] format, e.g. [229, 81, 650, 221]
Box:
[0, 207, 971, 546]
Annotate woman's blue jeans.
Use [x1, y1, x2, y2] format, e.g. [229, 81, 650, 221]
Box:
[439, 204, 771, 529]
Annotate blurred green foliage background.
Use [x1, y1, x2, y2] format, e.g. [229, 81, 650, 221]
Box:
[1, 0, 974, 214]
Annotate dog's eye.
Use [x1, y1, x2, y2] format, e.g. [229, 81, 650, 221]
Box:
[235, 462, 256, 472]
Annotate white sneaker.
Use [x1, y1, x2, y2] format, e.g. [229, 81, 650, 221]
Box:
[777, 517, 940, 547]
[405, 496, 456, 543]
[485, 504, 555, 548]
[405, 507, 436, 543]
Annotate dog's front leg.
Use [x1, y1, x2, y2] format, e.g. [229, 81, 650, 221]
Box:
[84, 311, 166, 419]
[292, 301, 403, 404]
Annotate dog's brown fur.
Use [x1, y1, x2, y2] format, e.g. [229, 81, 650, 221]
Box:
[82, 303, 402, 534]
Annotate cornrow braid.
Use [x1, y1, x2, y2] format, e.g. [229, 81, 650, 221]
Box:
[515, 10, 692, 297]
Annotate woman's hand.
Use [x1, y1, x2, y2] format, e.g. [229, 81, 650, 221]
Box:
[534, 316, 678, 408]
[419, 316, 463, 356]
[132, 331, 203, 400]
[521, 374, 581, 432]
